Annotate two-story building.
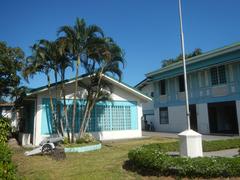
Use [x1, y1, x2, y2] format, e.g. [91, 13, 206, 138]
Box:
[136, 42, 240, 135]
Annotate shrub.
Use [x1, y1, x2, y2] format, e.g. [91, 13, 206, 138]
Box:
[63, 137, 69, 144]
[0, 142, 17, 179]
[128, 145, 240, 178]
[76, 133, 95, 144]
[0, 116, 11, 143]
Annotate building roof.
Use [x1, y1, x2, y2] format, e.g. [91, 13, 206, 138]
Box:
[27, 74, 152, 102]
[135, 78, 151, 89]
[0, 102, 14, 107]
[146, 42, 240, 78]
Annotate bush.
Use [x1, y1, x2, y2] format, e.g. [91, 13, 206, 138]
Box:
[0, 142, 17, 179]
[0, 116, 11, 143]
[128, 145, 240, 178]
[76, 133, 95, 144]
[63, 137, 69, 144]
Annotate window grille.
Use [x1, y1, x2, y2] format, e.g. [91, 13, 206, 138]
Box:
[159, 107, 169, 124]
[210, 65, 226, 85]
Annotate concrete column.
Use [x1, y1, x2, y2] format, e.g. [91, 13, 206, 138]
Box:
[34, 96, 42, 146]
[235, 100, 240, 135]
[196, 103, 210, 134]
[178, 129, 203, 157]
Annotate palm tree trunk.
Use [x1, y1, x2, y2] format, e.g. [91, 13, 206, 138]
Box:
[83, 101, 95, 134]
[47, 74, 60, 136]
[71, 54, 80, 143]
[55, 70, 64, 136]
[79, 69, 105, 138]
[61, 72, 70, 142]
[78, 100, 90, 138]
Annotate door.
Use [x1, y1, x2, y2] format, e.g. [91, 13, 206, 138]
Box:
[190, 104, 198, 131]
[208, 101, 239, 134]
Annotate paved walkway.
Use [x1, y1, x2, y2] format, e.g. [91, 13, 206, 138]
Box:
[204, 148, 239, 157]
[168, 149, 239, 157]
[143, 131, 240, 157]
[143, 131, 240, 141]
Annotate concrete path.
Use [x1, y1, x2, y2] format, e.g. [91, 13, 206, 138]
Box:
[143, 131, 240, 141]
[143, 131, 240, 157]
[168, 148, 239, 157]
[203, 148, 239, 157]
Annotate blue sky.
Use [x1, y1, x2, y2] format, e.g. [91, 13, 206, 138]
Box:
[1, 0, 240, 88]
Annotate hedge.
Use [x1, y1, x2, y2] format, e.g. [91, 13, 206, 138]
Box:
[0, 143, 17, 179]
[0, 116, 17, 179]
[128, 145, 240, 178]
[0, 116, 11, 143]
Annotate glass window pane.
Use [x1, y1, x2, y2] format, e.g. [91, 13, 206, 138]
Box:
[218, 65, 226, 84]
[159, 107, 168, 124]
[160, 80, 166, 95]
[210, 67, 218, 85]
[178, 75, 185, 92]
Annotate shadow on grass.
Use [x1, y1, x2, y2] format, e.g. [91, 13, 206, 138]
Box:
[123, 160, 161, 177]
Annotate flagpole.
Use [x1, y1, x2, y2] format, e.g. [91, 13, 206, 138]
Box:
[178, 0, 191, 130]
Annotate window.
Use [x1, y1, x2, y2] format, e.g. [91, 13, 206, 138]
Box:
[159, 107, 168, 124]
[210, 65, 226, 85]
[160, 80, 166, 95]
[178, 75, 185, 92]
[150, 92, 154, 97]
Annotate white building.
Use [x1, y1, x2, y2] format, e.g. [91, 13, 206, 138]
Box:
[136, 43, 240, 135]
[20, 74, 151, 146]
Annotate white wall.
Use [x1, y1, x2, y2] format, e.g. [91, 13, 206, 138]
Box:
[153, 103, 210, 134]
[236, 100, 240, 135]
[32, 80, 144, 145]
[196, 103, 210, 134]
[153, 105, 188, 133]
[139, 84, 154, 111]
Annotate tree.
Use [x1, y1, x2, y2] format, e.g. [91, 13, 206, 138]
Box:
[161, 48, 203, 67]
[56, 38, 73, 142]
[78, 37, 124, 138]
[58, 17, 104, 142]
[0, 41, 24, 100]
[23, 40, 63, 135]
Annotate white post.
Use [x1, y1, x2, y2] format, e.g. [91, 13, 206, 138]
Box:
[177, 0, 203, 157]
[178, 0, 190, 130]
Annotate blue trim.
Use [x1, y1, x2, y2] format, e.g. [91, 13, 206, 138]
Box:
[155, 93, 240, 108]
[151, 51, 240, 81]
[41, 99, 138, 135]
[143, 110, 154, 115]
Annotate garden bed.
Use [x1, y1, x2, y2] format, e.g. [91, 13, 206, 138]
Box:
[127, 139, 240, 178]
[64, 143, 102, 153]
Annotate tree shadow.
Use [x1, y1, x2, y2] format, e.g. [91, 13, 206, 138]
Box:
[122, 160, 163, 177]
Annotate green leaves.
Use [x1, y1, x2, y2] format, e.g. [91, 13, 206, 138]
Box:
[0, 116, 11, 144]
[0, 41, 24, 99]
[128, 144, 240, 178]
[161, 48, 203, 67]
[0, 143, 17, 179]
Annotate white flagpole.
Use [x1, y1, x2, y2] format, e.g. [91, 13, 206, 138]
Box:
[178, 0, 191, 130]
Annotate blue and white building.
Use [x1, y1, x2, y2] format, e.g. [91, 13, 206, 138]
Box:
[20, 75, 151, 146]
[136, 42, 240, 135]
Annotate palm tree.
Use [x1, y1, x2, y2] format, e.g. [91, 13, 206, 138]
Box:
[58, 17, 104, 142]
[78, 37, 125, 138]
[56, 38, 73, 142]
[37, 40, 65, 135]
[23, 41, 62, 136]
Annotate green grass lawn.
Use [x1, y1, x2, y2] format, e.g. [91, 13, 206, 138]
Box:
[12, 137, 176, 180]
